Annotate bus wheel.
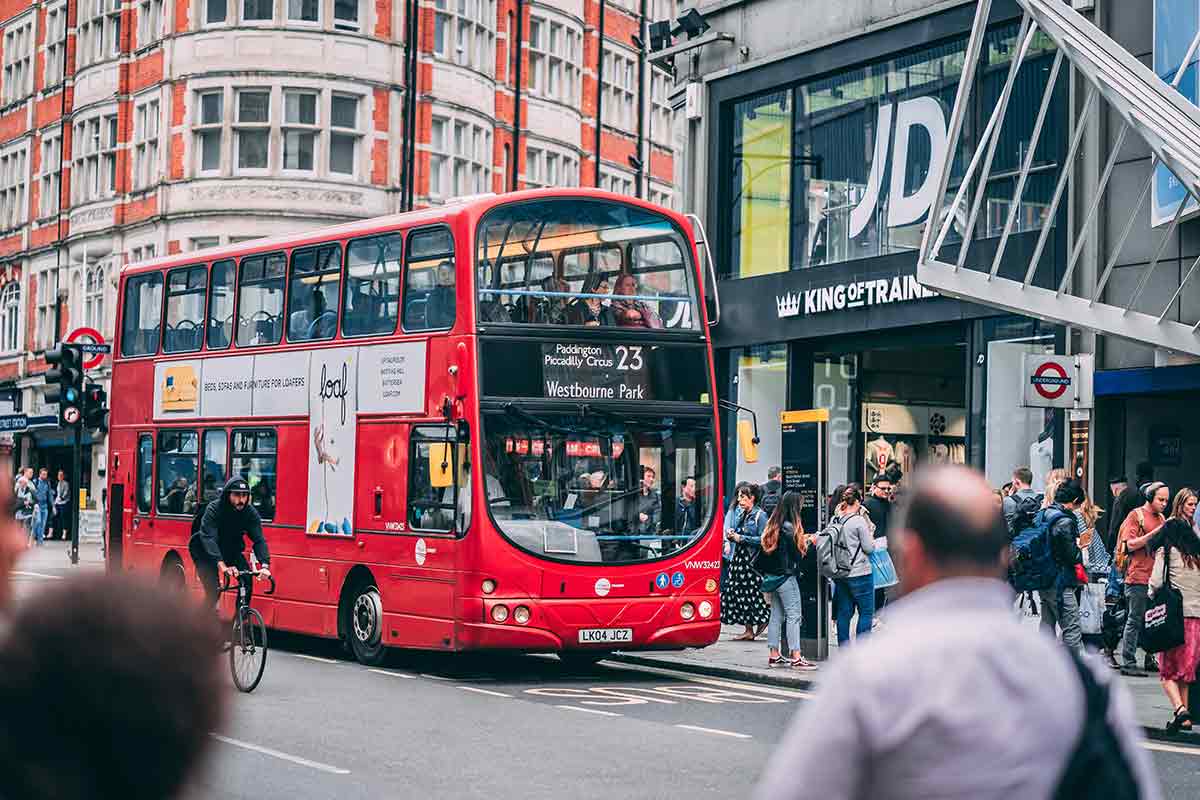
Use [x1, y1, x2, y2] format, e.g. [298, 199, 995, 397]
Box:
[558, 651, 610, 670]
[344, 582, 387, 666]
[160, 555, 187, 591]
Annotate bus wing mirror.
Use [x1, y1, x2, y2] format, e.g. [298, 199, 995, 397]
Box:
[429, 443, 453, 488]
[738, 419, 759, 464]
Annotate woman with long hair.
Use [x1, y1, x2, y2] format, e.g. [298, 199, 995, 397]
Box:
[755, 491, 818, 671]
[722, 483, 770, 640]
[1042, 468, 1070, 510]
[1151, 487, 1200, 732]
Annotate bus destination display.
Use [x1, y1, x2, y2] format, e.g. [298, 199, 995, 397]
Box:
[542, 343, 650, 400]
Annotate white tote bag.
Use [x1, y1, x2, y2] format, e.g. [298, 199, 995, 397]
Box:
[1079, 581, 1106, 636]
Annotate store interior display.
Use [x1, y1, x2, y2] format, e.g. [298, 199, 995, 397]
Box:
[862, 401, 966, 484]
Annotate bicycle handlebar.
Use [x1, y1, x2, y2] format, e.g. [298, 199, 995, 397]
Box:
[220, 569, 277, 596]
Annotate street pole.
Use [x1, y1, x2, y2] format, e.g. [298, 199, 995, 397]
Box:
[70, 387, 82, 566]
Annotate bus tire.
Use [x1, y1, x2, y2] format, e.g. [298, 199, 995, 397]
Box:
[558, 651, 610, 669]
[160, 554, 187, 591]
[343, 581, 387, 666]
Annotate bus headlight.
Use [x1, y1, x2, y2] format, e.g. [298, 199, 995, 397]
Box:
[698, 601, 713, 618]
[482, 579, 497, 595]
[513, 606, 531, 624]
[491, 604, 510, 623]
[705, 579, 718, 593]
[680, 602, 695, 620]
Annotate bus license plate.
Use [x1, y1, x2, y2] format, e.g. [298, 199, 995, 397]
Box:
[577, 628, 633, 644]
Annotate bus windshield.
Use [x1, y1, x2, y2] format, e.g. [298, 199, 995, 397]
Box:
[476, 198, 700, 330]
[480, 409, 713, 564]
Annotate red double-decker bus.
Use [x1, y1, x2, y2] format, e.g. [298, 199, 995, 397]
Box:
[107, 189, 723, 665]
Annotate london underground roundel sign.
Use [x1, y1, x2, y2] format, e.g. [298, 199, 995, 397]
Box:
[1030, 361, 1070, 400]
[66, 327, 107, 370]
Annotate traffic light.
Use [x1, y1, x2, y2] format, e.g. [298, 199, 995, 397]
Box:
[45, 344, 84, 427]
[83, 382, 109, 434]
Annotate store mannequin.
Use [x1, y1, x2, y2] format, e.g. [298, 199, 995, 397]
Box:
[1030, 412, 1054, 492]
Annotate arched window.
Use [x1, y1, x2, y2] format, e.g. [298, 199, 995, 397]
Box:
[85, 265, 105, 331]
[0, 281, 19, 352]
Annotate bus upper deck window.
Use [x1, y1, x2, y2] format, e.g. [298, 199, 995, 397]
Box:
[163, 266, 208, 354]
[343, 233, 401, 337]
[120, 272, 164, 357]
[236, 253, 286, 347]
[287, 243, 342, 342]
[404, 228, 455, 331]
[207, 260, 235, 350]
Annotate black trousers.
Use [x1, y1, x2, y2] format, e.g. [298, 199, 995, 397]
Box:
[188, 536, 252, 608]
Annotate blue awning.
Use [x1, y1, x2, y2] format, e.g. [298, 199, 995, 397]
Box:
[1095, 364, 1200, 396]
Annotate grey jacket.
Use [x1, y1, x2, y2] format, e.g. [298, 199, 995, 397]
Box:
[835, 509, 876, 579]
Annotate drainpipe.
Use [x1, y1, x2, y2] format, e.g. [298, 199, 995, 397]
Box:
[511, 0, 524, 191]
[635, 0, 646, 198]
[593, 0, 605, 187]
[401, 0, 421, 210]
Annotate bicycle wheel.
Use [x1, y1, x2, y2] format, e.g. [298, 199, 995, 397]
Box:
[230, 606, 268, 693]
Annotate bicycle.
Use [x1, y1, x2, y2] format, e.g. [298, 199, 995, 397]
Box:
[219, 569, 276, 693]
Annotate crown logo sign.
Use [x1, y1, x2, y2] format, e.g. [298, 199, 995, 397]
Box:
[776, 292, 802, 318]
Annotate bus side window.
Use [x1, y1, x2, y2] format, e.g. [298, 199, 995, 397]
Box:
[342, 233, 401, 337]
[207, 260, 236, 350]
[120, 272, 164, 357]
[236, 253, 286, 347]
[163, 265, 208, 353]
[287, 243, 341, 342]
[156, 430, 198, 516]
[408, 426, 456, 533]
[232, 429, 277, 521]
[136, 434, 154, 513]
[201, 429, 228, 506]
[404, 227, 455, 331]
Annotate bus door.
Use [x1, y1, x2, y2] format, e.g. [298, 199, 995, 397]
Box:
[356, 421, 459, 649]
[131, 432, 155, 554]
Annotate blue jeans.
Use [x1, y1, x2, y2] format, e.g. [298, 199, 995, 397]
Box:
[834, 574, 875, 645]
[766, 576, 802, 655]
[31, 505, 47, 545]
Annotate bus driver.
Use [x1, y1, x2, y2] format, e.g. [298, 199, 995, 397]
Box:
[188, 477, 273, 608]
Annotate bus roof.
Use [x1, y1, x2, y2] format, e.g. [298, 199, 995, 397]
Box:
[119, 188, 688, 277]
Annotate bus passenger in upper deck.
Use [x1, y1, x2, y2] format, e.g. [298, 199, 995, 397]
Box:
[567, 275, 614, 327]
[611, 274, 664, 329]
[531, 275, 571, 325]
[424, 261, 457, 329]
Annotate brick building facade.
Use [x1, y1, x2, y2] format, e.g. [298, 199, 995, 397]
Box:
[0, 0, 678, 497]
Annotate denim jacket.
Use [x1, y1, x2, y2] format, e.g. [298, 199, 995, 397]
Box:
[728, 504, 767, 557]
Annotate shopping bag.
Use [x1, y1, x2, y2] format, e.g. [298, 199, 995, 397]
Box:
[1079, 582, 1105, 636]
[868, 540, 899, 589]
[1142, 548, 1185, 654]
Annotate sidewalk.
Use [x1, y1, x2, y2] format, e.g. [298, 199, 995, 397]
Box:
[614, 624, 1200, 744]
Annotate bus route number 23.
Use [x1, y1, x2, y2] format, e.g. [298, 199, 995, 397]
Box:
[614, 346, 644, 372]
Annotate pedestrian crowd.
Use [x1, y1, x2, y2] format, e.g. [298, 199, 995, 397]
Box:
[12, 465, 71, 547]
[1001, 460, 1200, 733]
[720, 465, 901, 670]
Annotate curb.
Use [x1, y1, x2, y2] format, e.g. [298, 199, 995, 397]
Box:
[611, 653, 1200, 746]
[610, 652, 816, 691]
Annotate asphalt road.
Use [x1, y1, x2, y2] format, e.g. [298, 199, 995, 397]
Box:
[10, 546, 1200, 799]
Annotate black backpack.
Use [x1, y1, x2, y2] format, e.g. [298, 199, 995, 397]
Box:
[1007, 492, 1044, 539]
[1053, 650, 1141, 800]
[761, 487, 781, 517]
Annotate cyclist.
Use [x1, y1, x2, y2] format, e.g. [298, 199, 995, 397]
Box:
[188, 477, 272, 608]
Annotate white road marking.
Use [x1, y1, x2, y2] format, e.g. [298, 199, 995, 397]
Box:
[368, 668, 416, 679]
[555, 705, 622, 717]
[420, 673, 452, 681]
[211, 734, 351, 775]
[457, 686, 514, 698]
[291, 653, 340, 664]
[675, 724, 752, 740]
[604, 660, 813, 699]
[1143, 741, 1200, 756]
[11, 570, 64, 580]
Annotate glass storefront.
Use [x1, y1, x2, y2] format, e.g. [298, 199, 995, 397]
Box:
[729, 343, 788, 488]
[725, 21, 1062, 279]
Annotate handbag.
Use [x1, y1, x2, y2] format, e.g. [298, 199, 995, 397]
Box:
[1079, 581, 1106, 636]
[868, 540, 899, 589]
[1142, 547, 1186, 654]
[760, 574, 790, 592]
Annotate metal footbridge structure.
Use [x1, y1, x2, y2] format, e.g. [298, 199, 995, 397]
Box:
[918, 0, 1200, 356]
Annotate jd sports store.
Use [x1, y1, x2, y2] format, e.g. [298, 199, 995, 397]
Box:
[706, 3, 1070, 496]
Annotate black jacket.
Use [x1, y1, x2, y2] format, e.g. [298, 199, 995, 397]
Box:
[1047, 504, 1082, 589]
[1107, 486, 1143, 553]
[755, 521, 815, 578]
[192, 477, 270, 567]
[864, 494, 892, 540]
